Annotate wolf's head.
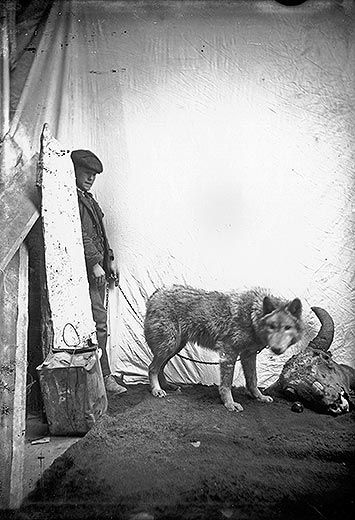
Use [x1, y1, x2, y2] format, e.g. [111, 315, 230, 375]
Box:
[260, 296, 303, 354]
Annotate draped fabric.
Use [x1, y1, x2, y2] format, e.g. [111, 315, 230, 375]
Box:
[12, 0, 355, 386]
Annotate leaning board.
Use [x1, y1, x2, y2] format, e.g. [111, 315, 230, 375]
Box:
[37, 123, 97, 350]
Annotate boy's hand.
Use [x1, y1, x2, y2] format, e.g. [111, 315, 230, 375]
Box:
[108, 261, 120, 287]
[92, 263, 106, 286]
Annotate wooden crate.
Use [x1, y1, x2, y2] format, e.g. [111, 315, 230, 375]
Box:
[37, 349, 107, 436]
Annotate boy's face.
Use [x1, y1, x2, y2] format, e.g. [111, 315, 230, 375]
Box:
[75, 168, 97, 192]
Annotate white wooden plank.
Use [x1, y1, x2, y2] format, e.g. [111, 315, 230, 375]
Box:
[38, 124, 97, 350]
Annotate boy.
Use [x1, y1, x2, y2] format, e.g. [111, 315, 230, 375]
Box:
[71, 149, 127, 395]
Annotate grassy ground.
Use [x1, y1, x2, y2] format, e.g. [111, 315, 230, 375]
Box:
[17, 383, 355, 520]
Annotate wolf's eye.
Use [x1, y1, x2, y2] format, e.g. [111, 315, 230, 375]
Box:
[269, 323, 276, 330]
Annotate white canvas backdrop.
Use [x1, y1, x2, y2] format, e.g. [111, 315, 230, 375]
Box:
[11, 0, 355, 387]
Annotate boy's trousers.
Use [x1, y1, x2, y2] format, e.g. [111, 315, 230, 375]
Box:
[89, 282, 110, 377]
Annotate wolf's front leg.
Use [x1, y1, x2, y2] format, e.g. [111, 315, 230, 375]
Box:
[219, 349, 243, 412]
[240, 350, 273, 403]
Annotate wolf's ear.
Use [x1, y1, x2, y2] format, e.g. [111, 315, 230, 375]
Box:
[288, 298, 302, 318]
[263, 296, 276, 316]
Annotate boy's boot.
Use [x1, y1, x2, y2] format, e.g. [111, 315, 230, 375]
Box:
[104, 374, 127, 395]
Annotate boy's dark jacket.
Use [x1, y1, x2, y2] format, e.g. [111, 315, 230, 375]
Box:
[77, 189, 114, 278]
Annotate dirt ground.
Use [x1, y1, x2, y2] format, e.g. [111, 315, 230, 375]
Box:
[15, 384, 355, 520]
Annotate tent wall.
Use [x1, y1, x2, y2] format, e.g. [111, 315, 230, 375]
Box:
[11, 0, 355, 387]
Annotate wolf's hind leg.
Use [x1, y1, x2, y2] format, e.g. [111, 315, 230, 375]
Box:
[149, 351, 172, 398]
[240, 350, 273, 403]
[219, 347, 243, 412]
[157, 337, 187, 393]
[148, 328, 185, 397]
[158, 368, 181, 393]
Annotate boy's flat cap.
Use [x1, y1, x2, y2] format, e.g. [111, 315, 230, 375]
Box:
[71, 149, 103, 173]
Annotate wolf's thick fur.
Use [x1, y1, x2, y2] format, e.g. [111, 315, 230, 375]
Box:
[144, 285, 303, 411]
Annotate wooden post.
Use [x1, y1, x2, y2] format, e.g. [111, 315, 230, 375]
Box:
[0, 244, 29, 509]
[0, 2, 11, 191]
[0, 3, 10, 139]
[7, 0, 16, 69]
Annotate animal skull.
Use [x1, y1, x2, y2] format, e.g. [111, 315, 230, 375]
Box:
[266, 307, 355, 415]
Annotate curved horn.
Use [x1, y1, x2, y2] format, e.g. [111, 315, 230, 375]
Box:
[308, 306, 334, 352]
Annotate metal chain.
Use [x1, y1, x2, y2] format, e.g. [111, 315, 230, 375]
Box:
[105, 281, 109, 311]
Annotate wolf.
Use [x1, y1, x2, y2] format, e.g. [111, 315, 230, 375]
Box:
[144, 285, 303, 411]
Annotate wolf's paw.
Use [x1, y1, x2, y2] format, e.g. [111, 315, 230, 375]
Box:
[163, 382, 181, 393]
[152, 388, 167, 398]
[224, 401, 244, 412]
[258, 395, 273, 403]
